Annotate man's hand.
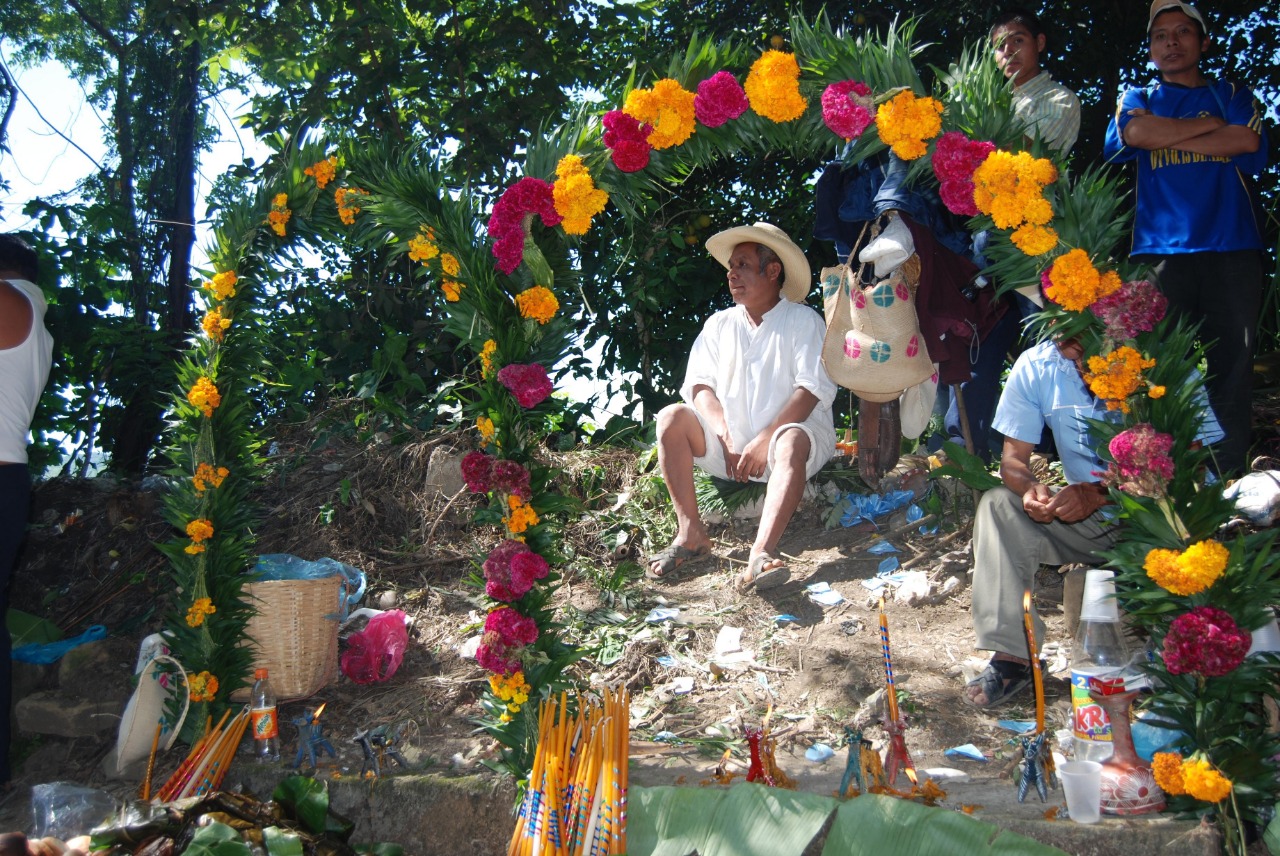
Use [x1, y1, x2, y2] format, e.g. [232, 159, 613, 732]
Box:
[735, 433, 771, 481]
[1021, 482, 1056, 523]
[1045, 482, 1106, 523]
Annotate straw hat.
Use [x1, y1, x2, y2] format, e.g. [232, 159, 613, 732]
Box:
[705, 222, 812, 303]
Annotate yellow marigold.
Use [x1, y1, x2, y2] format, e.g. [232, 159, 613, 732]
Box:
[624, 78, 697, 149]
[972, 150, 1057, 231]
[1175, 540, 1229, 594]
[1144, 548, 1184, 593]
[1148, 385, 1167, 399]
[184, 543, 205, 555]
[188, 671, 220, 703]
[441, 280, 463, 302]
[201, 307, 232, 342]
[204, 271, 238, 301]
[1152, 752, 1186, 795]
[304, 156, 338, 189]
[1182, 758, 1233, 803]
[408, 229, 440, 263]
[480, 339, 498, 378]
[477, 415, 496, 447]
[744, 51, 808, 124]
[440, 253, 460, 277]
[504, 495, 539, 535]
[1045, 249, 1122, 313]
[267, 193, 291, 237]
[1084, 346, 1156, 413]
[335, 187, 369, 225]
[186, 518, 214, 542]
[1010, 224, 1058, 256]
[192, 463, 229, 493]
[552, 155, 609, 235]
[185, 596, 217, 627]
[515, 285, 559, 325]
[187, 377, 222, 417]
[875, 90, 944, 161]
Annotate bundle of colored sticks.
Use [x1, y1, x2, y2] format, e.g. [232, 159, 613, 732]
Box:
[151, 707, 251, 802]
[508, 687, 630, 856]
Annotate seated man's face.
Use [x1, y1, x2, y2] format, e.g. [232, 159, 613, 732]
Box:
[726, 242, 782, 312]
[991, 22, 1045, 87]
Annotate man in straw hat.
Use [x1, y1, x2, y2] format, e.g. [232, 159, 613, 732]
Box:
[646, 222, 836, 591]
[1104, 1, 1267, 475]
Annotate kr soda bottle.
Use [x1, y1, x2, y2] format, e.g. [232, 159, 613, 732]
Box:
[1070, 570, 1131, 763]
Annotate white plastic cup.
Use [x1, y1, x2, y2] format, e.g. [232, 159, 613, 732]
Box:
[1079, 570, 1120, 623]
[1059, 760, 1103, 824]
[1249, 609, 1280, 655]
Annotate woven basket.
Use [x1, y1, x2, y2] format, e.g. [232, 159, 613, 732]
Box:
[230, 575, 341, 702]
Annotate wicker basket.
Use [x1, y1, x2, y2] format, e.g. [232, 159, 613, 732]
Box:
[230, 574, 341, 702]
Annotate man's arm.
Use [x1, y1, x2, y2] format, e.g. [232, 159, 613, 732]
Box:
[0, 281, 34, 350]
[1170, 123, 1262, 158]
[734, 387, 819, 481]
[999, 436, 1106, 524]
[1121, 112, 1226, 150]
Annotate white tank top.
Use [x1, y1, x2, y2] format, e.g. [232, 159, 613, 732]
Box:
[0, 279, 54, 464]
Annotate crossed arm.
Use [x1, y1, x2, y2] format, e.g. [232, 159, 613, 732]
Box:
[999, 436, 1108, 524]
[691, 384, 818, 482]
[1122, 111, 1261, 158]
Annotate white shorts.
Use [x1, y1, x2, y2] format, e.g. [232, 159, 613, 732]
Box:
[688, 407, 827, 483]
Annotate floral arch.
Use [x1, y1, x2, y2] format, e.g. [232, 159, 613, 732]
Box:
[159, 13, 1276, 847]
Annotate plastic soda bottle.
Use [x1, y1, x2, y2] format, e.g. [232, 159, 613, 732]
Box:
[1070, 570, 1131, 763]
[250, 667, 281, 762]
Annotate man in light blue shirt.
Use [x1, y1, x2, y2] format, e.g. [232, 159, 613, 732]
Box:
[964, 337, 1222, 707]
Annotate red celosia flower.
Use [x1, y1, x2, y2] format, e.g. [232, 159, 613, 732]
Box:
[1163, 606, 1250, 677]
[461, 451, 494, 493]
[932, 132, 996, 217]
[820, 80, 874, 140]
[497, 363, 553, 408]
[695, 72, 750, 128]
[483, 539, 534, 602]
[1105, 423, 1175, 498]
[602, 110, 652, 172]
[486, 178, 562, 275]
[1090, 280, 1168, 342]
[491, 459, 532, 501]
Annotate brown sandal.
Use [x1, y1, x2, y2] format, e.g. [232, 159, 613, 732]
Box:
[737, 553, 790, 592]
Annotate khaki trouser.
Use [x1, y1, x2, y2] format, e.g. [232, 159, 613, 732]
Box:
[971, 486, 1119, 657]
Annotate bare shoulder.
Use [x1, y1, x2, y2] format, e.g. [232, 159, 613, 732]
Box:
[0, 280, 35, 350]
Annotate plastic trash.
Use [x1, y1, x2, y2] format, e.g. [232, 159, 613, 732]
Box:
[12, 625, 107, 664]
[773, 615, 798, 625]
[906, 503, 938, 535]
[805, 743, 835, 762]
[645, 607, 679, 624]
[339, 610, 408, 684]
[997, 720, 1037, 734]
[867, 540, 899, 555]
[31, 782, 118, 840]
[254, 554, 367, 621]
[944, 744, 988, 762]
[877, 557, 900, 574]
[805, 582, 845, 606]
[837, 489, 916, 528]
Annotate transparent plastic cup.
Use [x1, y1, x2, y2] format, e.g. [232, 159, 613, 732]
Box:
[1060, 760, 1103, 824]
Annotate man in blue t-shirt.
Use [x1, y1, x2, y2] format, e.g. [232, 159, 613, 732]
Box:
[1103, 1, 1267, 475]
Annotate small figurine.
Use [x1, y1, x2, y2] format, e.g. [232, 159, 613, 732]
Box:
[352, 721, 412, 777]
[838, 727, 870, 797]
[291, 705, 337, 769]
[1017, 731, 1054, 803]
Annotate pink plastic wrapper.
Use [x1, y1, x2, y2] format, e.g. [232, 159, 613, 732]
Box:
[340, 610, 408, 684]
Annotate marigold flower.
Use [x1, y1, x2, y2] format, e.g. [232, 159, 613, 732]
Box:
[1152, 752, 1186, 795]
[515, 285, 559, 325]
[875, 90, 944, 160]
[552, 155, 609, 235]
[204, 271, 238, 301]
[303, 156, 338, 189]
[186, 518, 214, 542]
[1084, 346, 1156, 413]
[440, 253, 460, 277]
[479, 339, 498, 377]
[1045, 249, 1123, 313]
[477, 416, 496, 447]
[187, 377, 222, 417]
[185, 596, 217, 627]
[267, 193, 291, 237]
[971, 149, 1058, 249]
[188, 671, 219, 703]
[184, 543, 206, 555]
[408, 227, 440, 263]
[201, 307, 232, 342]
[335, 187, 369, 225]
[193, 463, 230, 493]
[1182, 758, 1233, 803]
[744, 51, 807, 123]
[1148, 385, 1167, 399]
[624, 79, 697, 149]
[1010, 224, 1058, 256]
[504, 495, 540, 535]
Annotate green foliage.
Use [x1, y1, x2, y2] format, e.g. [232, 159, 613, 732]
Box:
[928, 441, 1001, 491]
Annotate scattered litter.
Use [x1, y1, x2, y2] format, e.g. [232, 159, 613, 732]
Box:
[655, 656, 676, 668]
[867, 540, 899, 555]
[921, 767, 970, 784]
[646, 607, 680, 624]
[839, 618, 864, 636]
[806, 581, 845, 606]
[835, 489, 916, 528]
[861, 577, 888, 592]
[773, 614, 799, 625]
[998, 720, 1037, 734]
[907, 503, 938, 535]
[893, 570, 930, 604]
[671, 676, 694, 694]
[653, 731, 680, 743]
[944, 744, 988, 762]
[714, 626, 744, 657]
[1041, 641, 1070, 675]
[805, 743, 835, 762]
[878, 556, 900, 574]
[457, 636, 480, 660]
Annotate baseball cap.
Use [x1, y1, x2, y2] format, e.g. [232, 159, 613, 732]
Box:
[1148, 1, 1207, 33]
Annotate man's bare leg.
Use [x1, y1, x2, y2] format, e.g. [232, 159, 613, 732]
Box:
[748, 427, 810, 572]
[650, 404, 714, 576]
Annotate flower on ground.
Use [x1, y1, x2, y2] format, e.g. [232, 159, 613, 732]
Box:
[875, 90, 944, 160]
[204, 271, 238, 301]
[602, 110, 652, 173]
[624, 78, 697, 150]
[187, 377, 222, 417]
[188, 671, 219, 703]
[744, 51, 807, 123]
[1144, 540, 1229, 596]
[821, 80, 875, 141]
[185, 597, 217, 628]
[1163, 606, 1250, 677]
[461, 451, 494, 493]
[479, 340, 498, 378]
[695, 71, 749, 128]
[1084, 346, 1157, 413]
[1090, 280, 1168, 343]
[497, 363, 553, 408]
[267, 193, 291, 237]
[335, 187, 369, 225]
[193, 463, 230, 493]
[515, 285, 559, 325]
[552, 155, 609, 235]
[504, 495, 539, 536]
[486, 178, 562, 274]
[201, 307, 232, 342]
[1105, 423, 1174, 498]
[304, 156, 338, 189]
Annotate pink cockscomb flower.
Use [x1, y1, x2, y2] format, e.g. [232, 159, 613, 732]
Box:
[602, 110, 653, 172]
[483, 539, 541, 602]
[487, 178, 562, 275]
[1104, 423, 1175, 499]
[820, 80, 874, 141]
[695, 72, 750, 128]
[1163, 606, 1250, 677]
[932, 132, 996, 217]
[461, 451, 494, 493]
[497, 363, 554, 408]
[491, 459, 532, 501]
[1090, 280, 1168, 343]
